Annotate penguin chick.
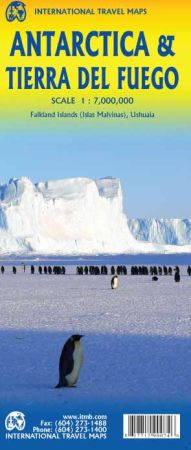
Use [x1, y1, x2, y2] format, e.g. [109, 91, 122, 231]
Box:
[55, 335, 84, 388]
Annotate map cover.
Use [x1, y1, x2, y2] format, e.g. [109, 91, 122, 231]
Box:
[0, 0, 190, 449]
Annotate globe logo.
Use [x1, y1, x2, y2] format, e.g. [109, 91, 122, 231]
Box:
[6, 2, 26, 22]
[5, 411, 26, 431]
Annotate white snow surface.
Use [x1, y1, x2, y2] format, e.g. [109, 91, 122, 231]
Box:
[1, 267, 191, 407]
[0, 176, 191, 255]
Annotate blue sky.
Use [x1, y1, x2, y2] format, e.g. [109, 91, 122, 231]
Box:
[0, 120, 190, 218]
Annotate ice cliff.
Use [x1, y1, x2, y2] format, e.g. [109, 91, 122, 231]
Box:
[128, 218, 191, 246]
[0, 176, 190, 255]
[0, 176, 136, 254]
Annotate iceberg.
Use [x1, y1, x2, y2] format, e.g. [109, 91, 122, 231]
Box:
[0, 176, 190, 255]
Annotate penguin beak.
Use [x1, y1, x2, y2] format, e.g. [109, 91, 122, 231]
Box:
[80, 335, 84, 339]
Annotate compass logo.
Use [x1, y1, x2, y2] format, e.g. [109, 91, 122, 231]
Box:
[5, 411, 26, 431]
[6, 2, 27, 22]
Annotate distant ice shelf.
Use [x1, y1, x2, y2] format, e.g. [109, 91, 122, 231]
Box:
[128, 218, 191, 246]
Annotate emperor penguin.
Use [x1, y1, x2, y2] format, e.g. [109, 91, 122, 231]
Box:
[55, 335, 84, 388]
[174, 270, 180, 282]
[111, 275, 118, 289]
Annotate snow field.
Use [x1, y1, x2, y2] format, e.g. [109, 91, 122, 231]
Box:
[1, 266, 191, 407]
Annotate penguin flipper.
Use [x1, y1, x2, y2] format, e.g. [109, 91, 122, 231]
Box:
[59, 341, 74, 378]
[55, 338, 75, 389]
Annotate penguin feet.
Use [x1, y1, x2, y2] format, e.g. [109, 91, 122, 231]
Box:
[55, 383, 77, 388]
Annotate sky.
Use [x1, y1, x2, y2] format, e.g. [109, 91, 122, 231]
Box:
[0, 0, 190, 219]
[0, 120, 190, 219]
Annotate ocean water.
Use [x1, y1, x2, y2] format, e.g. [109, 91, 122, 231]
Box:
[0, 253, 190, 266]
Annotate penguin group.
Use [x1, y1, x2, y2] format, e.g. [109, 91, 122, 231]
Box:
[76, 265, 106, 275]
[1, 264, 191, 282]
[76, 265, 127, 276]
[111, 265, 127, 275]
[30, 265, 66, 275]
[131, 265, 173, 276]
